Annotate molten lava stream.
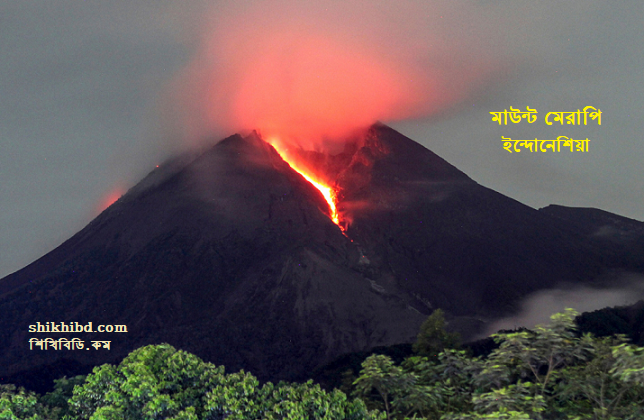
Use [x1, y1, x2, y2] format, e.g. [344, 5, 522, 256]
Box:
[269, 139, 342, 230]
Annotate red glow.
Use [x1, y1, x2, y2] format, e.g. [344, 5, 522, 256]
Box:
[228, 33, 427, 144]
[97, 187, 124, 213]
[170, 1, 493, 149]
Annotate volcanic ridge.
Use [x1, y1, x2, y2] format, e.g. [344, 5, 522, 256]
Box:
[1, 123, 643, 388]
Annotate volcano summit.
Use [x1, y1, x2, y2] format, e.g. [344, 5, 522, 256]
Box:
[1, 123, 642, 387]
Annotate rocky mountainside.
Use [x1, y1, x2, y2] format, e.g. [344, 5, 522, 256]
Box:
[1, 123, 642, 389]
[539, 204, 644, 271]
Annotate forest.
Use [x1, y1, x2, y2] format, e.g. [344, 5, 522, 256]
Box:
[2, 307, 643, 420]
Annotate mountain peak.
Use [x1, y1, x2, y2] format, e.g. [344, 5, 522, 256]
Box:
[1, 124, 642, 389]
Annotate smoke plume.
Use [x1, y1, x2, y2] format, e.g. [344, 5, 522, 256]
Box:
[166, 0, 517, 149]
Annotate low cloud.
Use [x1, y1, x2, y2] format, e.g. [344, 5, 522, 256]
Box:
[482, 276, 644, 336]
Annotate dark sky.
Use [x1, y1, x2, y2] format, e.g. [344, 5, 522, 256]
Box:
[1, 0, 643, 279]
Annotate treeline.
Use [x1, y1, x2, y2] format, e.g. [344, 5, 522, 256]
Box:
[2, 309, 644, 419]
[350, 309, 644, 419]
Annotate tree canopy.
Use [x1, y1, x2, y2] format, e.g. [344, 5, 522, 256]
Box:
[3, 309, 644, 420]
[352, 309, 644, 420]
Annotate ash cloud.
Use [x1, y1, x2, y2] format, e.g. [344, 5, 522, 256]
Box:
[166, 0, 602, 150]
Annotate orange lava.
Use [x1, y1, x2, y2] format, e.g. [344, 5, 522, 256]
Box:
[269, 138, 342, 229]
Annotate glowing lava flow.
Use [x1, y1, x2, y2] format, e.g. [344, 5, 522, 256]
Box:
[269, 139, 342, 229]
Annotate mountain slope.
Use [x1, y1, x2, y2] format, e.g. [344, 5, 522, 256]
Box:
[1, 124, 642, 387]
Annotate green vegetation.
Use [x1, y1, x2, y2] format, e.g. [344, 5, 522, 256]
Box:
[351, 309, 644, 419]
[2, 309, 644, 419]
[0, 384, 54, 420]
[412, 309, 461, 360]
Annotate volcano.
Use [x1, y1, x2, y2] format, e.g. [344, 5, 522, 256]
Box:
[1, 123, 643, 387]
